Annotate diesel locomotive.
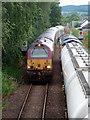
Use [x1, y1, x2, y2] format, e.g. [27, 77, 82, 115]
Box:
[27, 26, 64, 80]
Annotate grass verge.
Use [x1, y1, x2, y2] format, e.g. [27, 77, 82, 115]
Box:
[2, 56, 27, 110]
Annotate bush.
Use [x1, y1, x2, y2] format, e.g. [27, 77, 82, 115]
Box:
[74, 22, 81, 28]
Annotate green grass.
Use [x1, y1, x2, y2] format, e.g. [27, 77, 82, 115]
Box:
[2, 72, 17, 97]
[88, 30, 90, 53]
[2, 56, 27, 110]
[62, 11, 88, 18]
[2, 69, 18, 110]
[82, 32, 88, 52]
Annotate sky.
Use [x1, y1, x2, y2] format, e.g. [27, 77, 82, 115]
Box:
[60, 0, 90, 6]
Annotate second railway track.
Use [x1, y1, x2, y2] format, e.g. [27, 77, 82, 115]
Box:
[17, 83, 48, 119]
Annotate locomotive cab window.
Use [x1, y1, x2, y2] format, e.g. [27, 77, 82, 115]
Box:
[30, 49, 48, 58]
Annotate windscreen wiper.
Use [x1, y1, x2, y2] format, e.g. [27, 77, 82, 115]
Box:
[43, 48, 48, 54]
[32, 48, 35, 54]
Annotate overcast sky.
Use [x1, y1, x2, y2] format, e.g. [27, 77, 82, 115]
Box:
[60, 0, 90, 6]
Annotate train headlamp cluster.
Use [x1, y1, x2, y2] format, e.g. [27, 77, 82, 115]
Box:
[46, 66, 51, 69]
[28, 65, 51, 69]
[28, 66, 30, 69]
[28, 66, 33, 69]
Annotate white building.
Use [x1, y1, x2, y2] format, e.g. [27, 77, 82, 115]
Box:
[72, 19, 87, 27]
[81, 19, 90, 29]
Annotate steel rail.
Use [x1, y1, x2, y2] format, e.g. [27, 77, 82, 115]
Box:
[17, 84, 32, 120]
[42, 83, 48, 120]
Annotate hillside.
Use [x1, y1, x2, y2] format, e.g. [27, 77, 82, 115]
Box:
[61, 5, 88, 18]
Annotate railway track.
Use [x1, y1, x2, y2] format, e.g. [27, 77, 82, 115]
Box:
[17, 84, 32, 120]
[17, 83, 48, 119]
[42, 84, 48, 120]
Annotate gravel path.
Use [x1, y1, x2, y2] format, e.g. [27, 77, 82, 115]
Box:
[45, 45, 65, 118]
[2, 85, 30, 118]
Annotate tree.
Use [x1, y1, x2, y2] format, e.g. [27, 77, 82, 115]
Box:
[49, 2, 62, 26]
[2, 2, 52, 65]
[61, 13, 81, 26]
[74, 22, 81, 28]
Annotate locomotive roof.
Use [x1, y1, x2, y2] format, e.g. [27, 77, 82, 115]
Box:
[60, 34, 78, 42]
[55, 25, 64, 29]
[29, 37, 54, 51]
[28, 26, 64, 51]
[38, 27, 58, 42]
[60, 38, 82, 46]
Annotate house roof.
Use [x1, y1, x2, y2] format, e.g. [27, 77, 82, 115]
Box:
[81, 19, 90, 29]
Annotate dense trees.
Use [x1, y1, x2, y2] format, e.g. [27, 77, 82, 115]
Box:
[2, 2, 61, 65]
[61, 13, 81, 27]
[50, 2, 61, 26]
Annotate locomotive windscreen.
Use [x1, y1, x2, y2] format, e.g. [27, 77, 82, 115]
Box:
[30, 49, 48, 58]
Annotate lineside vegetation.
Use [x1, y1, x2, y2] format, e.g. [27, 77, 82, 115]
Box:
[2, 2, 62, 110]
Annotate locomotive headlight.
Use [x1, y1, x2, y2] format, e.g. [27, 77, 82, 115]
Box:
[38, 44, 41, 47]
[47, 66, 51, 68]
[27, 66, 30, 69]
[27, 66, 33, 69]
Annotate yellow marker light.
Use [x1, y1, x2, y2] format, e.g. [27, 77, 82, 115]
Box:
[47, 66, 51, 69]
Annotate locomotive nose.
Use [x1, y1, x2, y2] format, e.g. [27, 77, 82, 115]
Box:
[38, 64, 40, 67]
